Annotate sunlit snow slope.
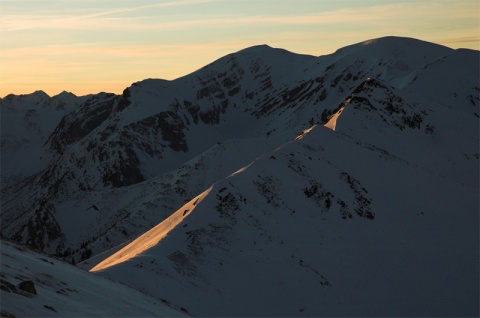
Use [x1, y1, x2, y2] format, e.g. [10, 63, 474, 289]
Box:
[90, 185, 213, 272]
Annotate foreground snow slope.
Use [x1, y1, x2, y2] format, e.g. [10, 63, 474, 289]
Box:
[0, 240, 188, 317]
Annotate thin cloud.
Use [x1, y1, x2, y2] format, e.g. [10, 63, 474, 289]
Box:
[82, 0, 222, 19]
[0, 0, 222, 31]
[439, 36, 480, 44]
[2, 1, 477, 32]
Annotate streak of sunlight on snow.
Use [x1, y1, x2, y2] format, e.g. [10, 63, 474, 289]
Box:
[90, 185, 214, 272]
[324, 106, 345, 131]
[294, 125, 316, 140]
[229, 162, 254, 177]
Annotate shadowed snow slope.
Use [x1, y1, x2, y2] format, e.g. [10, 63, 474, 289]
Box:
[92, 121, 478, 316]
[0, 240, 188, 317]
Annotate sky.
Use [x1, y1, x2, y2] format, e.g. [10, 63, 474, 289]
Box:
[1, 0, 479, 97]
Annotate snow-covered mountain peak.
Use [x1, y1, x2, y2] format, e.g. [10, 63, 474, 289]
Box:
[52, 91, 77, 100]
[1, 36, 478, 317]
[361, 35, 449, 48]
[344, 35, 452, 56]
[325, 36, 454, 86]
[236, 43, 314, 59]
[1, 90, 49, 111]
[237, 43, 273, 52]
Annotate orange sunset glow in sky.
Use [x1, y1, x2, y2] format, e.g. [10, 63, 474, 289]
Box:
[1, 0, 479, 97]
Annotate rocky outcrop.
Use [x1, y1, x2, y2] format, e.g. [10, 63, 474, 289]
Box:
[1, 279, 37, 298]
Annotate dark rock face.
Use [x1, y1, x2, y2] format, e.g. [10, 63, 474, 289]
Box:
[46, 93, 117, 154]
[363, 81, 429, 132]
[101, 145, 145, 187]
[128, 111, 188, 152]
[11, 201, 66, 253]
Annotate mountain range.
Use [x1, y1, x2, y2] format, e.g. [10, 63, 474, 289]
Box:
[1, 36, 478, 316]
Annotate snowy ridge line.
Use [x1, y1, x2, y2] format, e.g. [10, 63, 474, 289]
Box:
[90, 185, 214, 272]
[89, 126, 318, 272]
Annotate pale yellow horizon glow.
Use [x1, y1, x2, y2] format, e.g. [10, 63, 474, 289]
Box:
[1, 0, 478, 97]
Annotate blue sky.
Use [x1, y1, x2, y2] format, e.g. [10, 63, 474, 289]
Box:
[1, 0, 478, 96]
